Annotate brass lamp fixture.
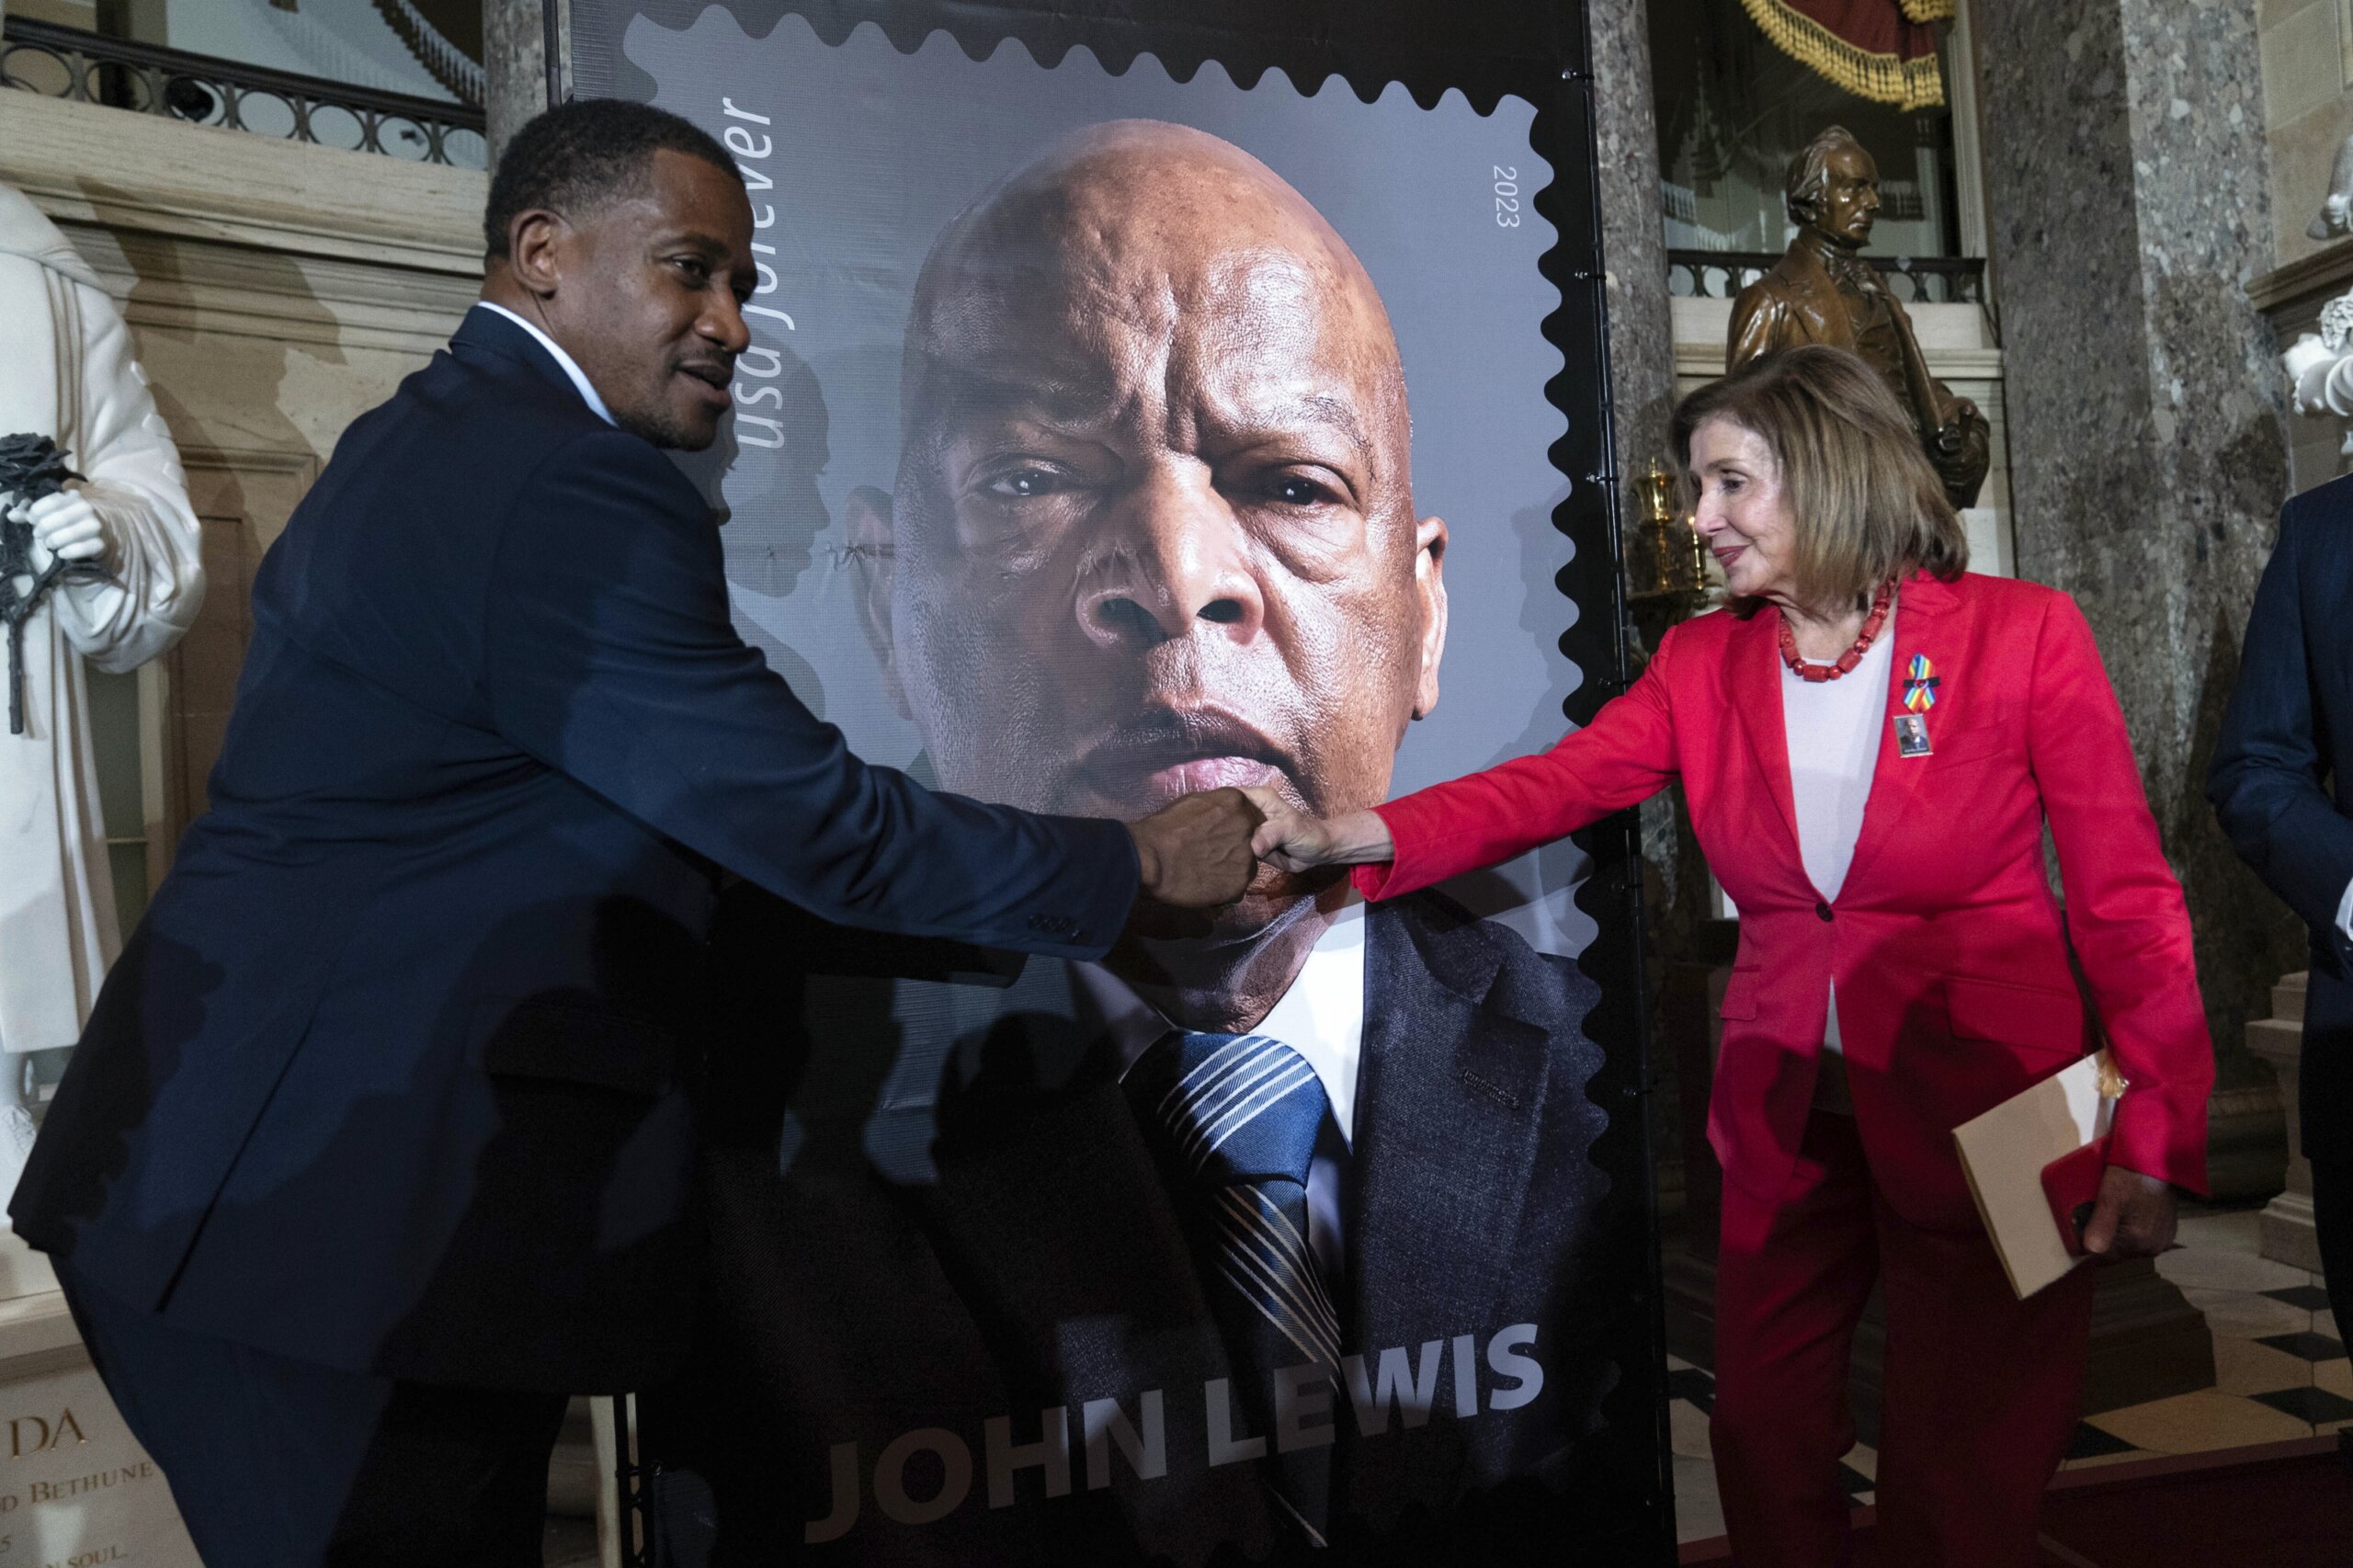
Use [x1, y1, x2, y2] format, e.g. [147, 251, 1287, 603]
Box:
[1625, 455, 1709, 618]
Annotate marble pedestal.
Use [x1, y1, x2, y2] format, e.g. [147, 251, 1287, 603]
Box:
[1957, 505, 2011, 580]
[2249, 972, 2324, 1273]
[0, 1232, 197, 1566]
[0, 1234, 617, 1568]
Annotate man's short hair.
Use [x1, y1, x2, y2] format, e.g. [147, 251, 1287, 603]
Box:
[1784, 124, 1867, 227]
[483, 99, 742, 257]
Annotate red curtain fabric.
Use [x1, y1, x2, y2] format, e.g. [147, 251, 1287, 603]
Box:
[1738, 0, 1949, 110]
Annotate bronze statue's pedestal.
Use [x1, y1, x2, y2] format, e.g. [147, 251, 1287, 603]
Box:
[2250, 973, 2324, 1273]
[0, 1233, 204, 1562]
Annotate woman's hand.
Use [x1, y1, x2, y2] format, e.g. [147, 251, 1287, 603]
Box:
[2080, 1165, 2177, 1259]
[1242, 788, 1395, 873]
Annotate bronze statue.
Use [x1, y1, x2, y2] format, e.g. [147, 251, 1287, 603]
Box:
[1728, 125, 1990, 509]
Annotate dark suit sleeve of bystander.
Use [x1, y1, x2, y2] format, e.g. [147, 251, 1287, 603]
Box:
[2209, 494, 2353, 969]
[478, 427, 1138, 957]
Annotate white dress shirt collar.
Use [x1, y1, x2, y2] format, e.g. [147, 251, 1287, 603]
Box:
[1076, 896, 1368, 1147]
[470, 301, 617, 427]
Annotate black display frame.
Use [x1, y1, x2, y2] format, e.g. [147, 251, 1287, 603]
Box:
[564, 2, 1670, 1561]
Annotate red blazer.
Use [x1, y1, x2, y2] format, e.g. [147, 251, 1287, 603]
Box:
[1356, 570, 2211, 1228]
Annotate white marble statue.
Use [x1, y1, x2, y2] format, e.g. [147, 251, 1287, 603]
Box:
[0, 182, 203, 1201]
[2299, 136, 2353, 427]
[2313, 132, 2353, 243]
[2283, 287, 2353, 453]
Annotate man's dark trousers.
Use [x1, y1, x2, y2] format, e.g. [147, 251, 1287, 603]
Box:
[60, 1262, 566, 1564]
[2314, 1157, 2353, 1351]
[2211, 473, 2353, 1352]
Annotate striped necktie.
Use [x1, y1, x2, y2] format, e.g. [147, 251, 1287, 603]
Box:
[1126, 1030, 1340, 1540]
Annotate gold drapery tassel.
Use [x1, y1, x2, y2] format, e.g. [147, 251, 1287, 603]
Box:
[1900, 0, 1956, 22]
[1737, 0, 1948, 111]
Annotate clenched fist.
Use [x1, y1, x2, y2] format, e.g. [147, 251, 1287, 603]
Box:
[1125, 788, 1264, 908]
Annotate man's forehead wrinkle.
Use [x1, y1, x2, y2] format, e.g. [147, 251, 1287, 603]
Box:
[910, 187, 1183, 361]
[906, 271, 1168, 435]
[929, 358, 1123, 437]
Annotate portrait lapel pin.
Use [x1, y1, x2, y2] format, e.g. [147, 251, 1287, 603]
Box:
[1895, 653, 1939, 758]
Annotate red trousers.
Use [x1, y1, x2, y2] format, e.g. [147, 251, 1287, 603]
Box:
[1711, 1110, 2096, 1568]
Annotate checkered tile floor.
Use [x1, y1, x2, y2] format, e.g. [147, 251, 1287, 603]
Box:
[1669, 1204, 2347, 1544]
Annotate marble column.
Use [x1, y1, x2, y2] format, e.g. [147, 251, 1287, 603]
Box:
[2250, 973, 2323, 1269]
[1973, 0, 2302, 1067]
[1583, 4, 1682, 871]
[1588, 0, 1676, 507]
[483, 0, 552, 171]
[1586, 0, 1692, 1045]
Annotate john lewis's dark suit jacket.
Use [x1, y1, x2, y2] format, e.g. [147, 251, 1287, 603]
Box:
[9, 307, 1138, 1392]
[2211, 475, 2353, 1166]
[653, 887, 1638, 1566]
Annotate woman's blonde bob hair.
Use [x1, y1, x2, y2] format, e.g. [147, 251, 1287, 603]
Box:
[1671, 344, 1967, 613]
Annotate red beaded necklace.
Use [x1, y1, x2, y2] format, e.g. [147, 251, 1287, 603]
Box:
[1778, 579, 1896, 683]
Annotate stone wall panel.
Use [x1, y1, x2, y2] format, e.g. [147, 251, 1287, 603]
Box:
[1978, 0, 2302, 1073]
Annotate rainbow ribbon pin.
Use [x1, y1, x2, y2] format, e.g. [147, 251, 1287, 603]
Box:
[1903, 653, 1940, 712]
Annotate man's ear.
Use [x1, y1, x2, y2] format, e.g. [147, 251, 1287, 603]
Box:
[1412, 514, 1449, 721]
[843, 484, 910, 719]
[506, 209, 568, 301]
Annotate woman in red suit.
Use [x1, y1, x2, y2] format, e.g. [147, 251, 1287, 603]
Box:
[1248, 345, 2211, 1567]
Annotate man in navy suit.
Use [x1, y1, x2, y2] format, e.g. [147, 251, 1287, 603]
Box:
[8, 101, 1260, 1565]
[656, 123, 1630, 1564]
[2212, 481, 2353, 1375]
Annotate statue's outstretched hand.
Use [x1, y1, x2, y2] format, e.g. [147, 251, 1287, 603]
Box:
[1243, 788, 1395, 874]
[2285, 332, 2336, 385]
[2285, 331, 2353, 418]
[10, 488, 109, 576]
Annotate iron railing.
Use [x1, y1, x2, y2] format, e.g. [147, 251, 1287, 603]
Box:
[0, 17, 486, 169]
[374, 0, 484, 107]
[1666, 249, 1987, 306]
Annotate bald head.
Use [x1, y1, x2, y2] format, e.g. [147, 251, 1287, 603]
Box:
[902, 120, 1407, 474]
[851, 119, 1447, 943]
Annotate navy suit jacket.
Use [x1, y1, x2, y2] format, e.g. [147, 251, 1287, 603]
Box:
[654, 888, 1629, 1564]
[2211, 475, 2353, 1165]
[10, 308, 1139, 1390]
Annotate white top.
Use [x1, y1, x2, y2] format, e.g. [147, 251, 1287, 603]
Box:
[1075, 897, 1367, 1284]
[471, 301, 617, 426]
[1780, 608, 1896, 1054]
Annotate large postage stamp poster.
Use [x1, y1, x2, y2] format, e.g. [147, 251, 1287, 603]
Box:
[571, 3, 1666, 1562]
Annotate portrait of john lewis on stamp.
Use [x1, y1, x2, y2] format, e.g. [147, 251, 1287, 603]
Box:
[602, 12, 1631, 1562]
